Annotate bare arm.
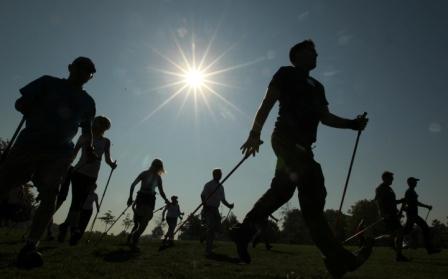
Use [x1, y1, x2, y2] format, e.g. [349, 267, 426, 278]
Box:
[241, 86, 279, 156]
[162, 207, 167, 220]
[104, 139, 117, 169]
[127, 173, 143, 205]
[157, 184, 170, 204]
[222, 199, 234, 209]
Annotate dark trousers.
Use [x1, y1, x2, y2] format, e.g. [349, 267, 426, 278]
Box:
[164, 217, 178, 241]
[204, 206, 221, 253]
[243, 134, 355, 263]
[404, 215, 433, 251]
[79, 209, 93, 237]
[130, 192, 156, 244]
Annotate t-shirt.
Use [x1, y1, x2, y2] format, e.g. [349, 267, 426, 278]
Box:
[404, 188, 419, 217]
[375, 183, 398, 217]
[201, 179, 225, 208]
[75, 137, 109, 178]
[138, 171, 162, 195]
[82, 192, 98, 210]
[270, 66, 329, 146]
[166, 203, 181, 218]
[16, 75, 96, 152]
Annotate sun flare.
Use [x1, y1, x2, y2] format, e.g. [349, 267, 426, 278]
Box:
[184, 68, 205, 89]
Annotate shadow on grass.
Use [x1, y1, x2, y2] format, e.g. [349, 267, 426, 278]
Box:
[0, 253, 16, 269]
[265, 249, 296, 255]
[94, 248, 139, 263]
[206, 252, 240, 264]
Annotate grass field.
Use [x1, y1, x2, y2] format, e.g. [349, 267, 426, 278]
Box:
[0, 228, 447, 279]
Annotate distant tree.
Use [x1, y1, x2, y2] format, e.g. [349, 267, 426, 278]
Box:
[347, 199, 385, 239]
[219, 212, 239, 240]
[280, 209, 311, 244]
[324, 209, 350, 241]
[151, 225, 164, 239]
[178, 214, 203, 240]
[98, 210, 115, 233]
[122, 213, 133, 232]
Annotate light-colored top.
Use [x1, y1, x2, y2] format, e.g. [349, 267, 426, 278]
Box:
[82, 192, 98, 210]
[201, 179, 225, 208]
[75, 137, 109, 178]
[138, 171, 162, 194]
[166, 203, 181, 218]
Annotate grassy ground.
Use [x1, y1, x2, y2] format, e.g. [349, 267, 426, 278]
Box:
[0, 228, 447, 279]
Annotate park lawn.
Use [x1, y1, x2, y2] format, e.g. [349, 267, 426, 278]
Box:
[0, 228, 447, 279]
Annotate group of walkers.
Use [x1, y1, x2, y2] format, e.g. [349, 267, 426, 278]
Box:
[0, 39, 441, 278]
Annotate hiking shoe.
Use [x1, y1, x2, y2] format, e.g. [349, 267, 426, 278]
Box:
[69, 229, 82, 246]
[396, 254, 411, 262]
[325, 238, 374, 279]
[17, 244, 43, 269]
[230, 223, 254, 264]
[58, 223, 68, 243]
[427, 248, 442, 255]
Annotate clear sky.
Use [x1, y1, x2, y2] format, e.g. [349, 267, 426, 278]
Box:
[1, 0, 447, 234]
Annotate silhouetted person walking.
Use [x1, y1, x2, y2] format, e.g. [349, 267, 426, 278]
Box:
[0, 57, 96, 268]
[231, 40, 371, 278]
[201, 169, 234, 257]
[161, 195, 183, 246]
[403, 177, 440, 254]
[375, 171, 408, 261]
[127, 158, 169, 251]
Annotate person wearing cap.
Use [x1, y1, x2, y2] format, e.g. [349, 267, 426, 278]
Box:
[161, 195, 184, 246]
[127, 158, 170, 251]
[403, 177, 440, 254]
[374, 171, 409, 261]
[0, 57, 96, 268]
[201, 168, 234, 257]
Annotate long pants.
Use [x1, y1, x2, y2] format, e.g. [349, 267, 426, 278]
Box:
[204, 206, 221, 254]
[130, 192, 155, 244]
[243, 134, 355, 263]
[0, 145, 70, 243]
[404, 215, 433, 251]
[383, 216, 405, 256]
[164, 217, 177, 241]
[63, 171, 96, 230]
[78, 209, 93, 237]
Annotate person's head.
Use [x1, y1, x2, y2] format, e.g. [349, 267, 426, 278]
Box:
[149, 158, 165, 175]
[171, 195, 178, 204]
[381, 171, 394, 185]
[289, 40, 317, 71]
[68, 57, 96, 86]
[93, 116, 111, 136]
[212, 168, 222, 181]
[407, 177, 419, 188]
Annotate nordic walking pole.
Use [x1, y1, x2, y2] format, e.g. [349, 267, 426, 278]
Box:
[89, 167, 115, 233]
[94, 203, 133, 245]
[173, 153, 251, 236]
[0, 117, 25, 165]
[343, 217, 384, 244]
[425, 208, 431, 222]
[336, 112, 368, 225]
[269, 214, 279, 223]
[222, 207, 233, 222]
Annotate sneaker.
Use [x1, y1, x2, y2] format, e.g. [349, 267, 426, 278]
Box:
[396, 254, 411, 262]
[324, 238, 374, 279]
[17, 244, 43, 269]
[58, 223, 68, 243]
[230, 223, 255, 264]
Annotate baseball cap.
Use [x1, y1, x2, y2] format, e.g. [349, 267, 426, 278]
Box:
[407, 177, 420, 183]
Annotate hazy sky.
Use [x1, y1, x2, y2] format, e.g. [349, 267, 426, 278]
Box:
[1, 0, 447, 234]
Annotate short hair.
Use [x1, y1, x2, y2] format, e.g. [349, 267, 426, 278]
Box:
[212, 168, 222, 179]
[71, 57, 96, 73]
[382, 171, 394, 181]
[289, 39, 315, 63]
[93, 116, 111, 132]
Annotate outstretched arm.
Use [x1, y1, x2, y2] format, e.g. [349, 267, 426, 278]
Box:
[222, 199, 234, 209]
[162, 207, 167, 221]
[418, 201, 432, 210]
[241, 86, 279, 157]
[104, 139, 117, 169]
[157, 184, 170, 204]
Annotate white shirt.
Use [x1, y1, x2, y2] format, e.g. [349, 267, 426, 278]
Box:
[201, 179, 225, 208]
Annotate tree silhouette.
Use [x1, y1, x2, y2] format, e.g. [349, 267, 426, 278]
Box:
[98, 210, 115, 233]
[178, 214, 203, 240]
[122, 213, 133, 232]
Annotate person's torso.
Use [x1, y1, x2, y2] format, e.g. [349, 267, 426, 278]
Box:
[375, 184, 398, 216]
[203, 180, 224, 208]
[75, 137, 108, 178]
[140, 172, 160, 194]
[272, 66, 328, 146]
[17, 76, 95, 151]
[405, 188, 419, 216]
[166, 204, 180, 218]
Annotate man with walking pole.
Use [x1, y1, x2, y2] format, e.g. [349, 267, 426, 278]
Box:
[402, 177, 440, 254]
[0, 57, 96, 268]
[230, 39, 371, 278]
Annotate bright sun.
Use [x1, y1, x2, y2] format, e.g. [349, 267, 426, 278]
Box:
[184, 69, 205, 89]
